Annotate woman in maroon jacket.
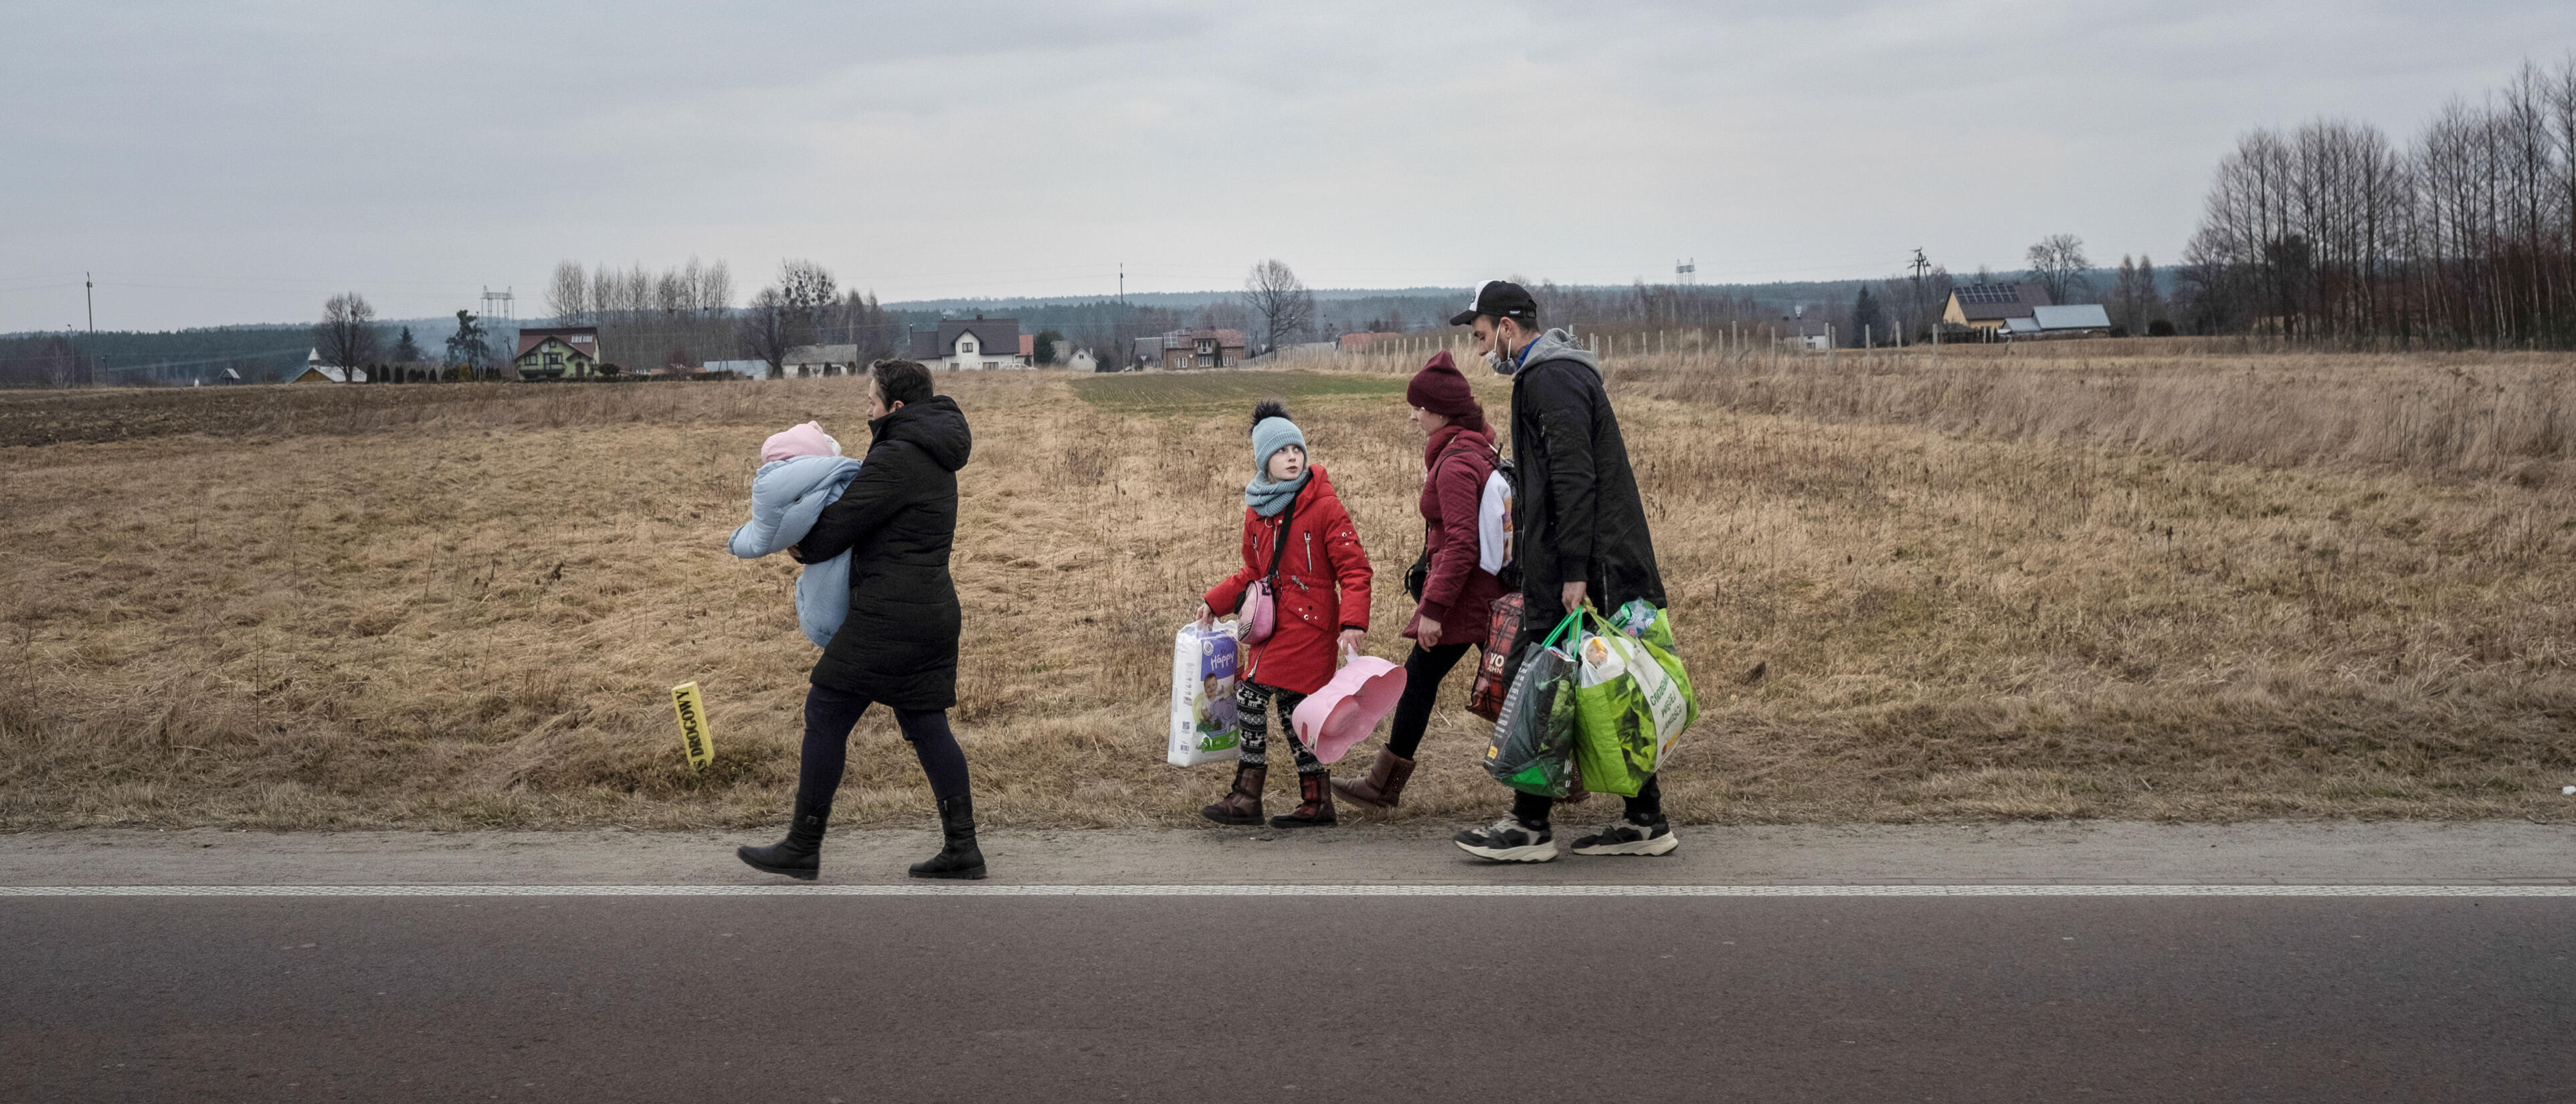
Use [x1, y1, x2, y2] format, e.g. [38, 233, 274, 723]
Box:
[1196, 401, 1373, 828]
[1333, 352, 1505, 810]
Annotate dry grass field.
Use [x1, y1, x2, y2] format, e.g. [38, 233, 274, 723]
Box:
[5, 340, 2573, 831]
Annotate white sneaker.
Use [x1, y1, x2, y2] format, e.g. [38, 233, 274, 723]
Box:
[1453, 817, 1558, 863]
[1570, 816, 1679, 856]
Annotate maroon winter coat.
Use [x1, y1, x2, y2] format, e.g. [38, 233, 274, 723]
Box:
[1404, 423, 1506, 644]
[1202, 464, 1373, 695]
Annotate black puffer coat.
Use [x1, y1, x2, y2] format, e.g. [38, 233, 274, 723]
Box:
[1507, 329, 1666, 639]
[796, 395, 972, 710]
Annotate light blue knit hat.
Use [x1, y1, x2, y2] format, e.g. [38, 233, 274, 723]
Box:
[1251, 416, 1306, 476]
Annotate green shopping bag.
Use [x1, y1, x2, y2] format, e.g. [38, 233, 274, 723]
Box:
[1613, 599, 1699, 731]
[1482, 610, 1584, 798]
[1570, 606, 1695, 797]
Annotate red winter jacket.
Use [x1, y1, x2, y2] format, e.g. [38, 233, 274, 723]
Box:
[1203, 464, 1373, 695]
[1405, 422, 1506, 644]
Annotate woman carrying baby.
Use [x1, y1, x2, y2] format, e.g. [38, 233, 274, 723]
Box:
[735, 359, 985, 881]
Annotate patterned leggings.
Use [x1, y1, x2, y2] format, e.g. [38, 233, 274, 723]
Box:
[1236, 681, 1323, 775]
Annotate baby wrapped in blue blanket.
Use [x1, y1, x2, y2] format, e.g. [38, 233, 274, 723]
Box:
[729, 421, 863, 647]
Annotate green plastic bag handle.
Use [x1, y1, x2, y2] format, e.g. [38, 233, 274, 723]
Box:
[1536, 608, 1586, 650]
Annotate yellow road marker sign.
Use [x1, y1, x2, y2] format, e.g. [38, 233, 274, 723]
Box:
[670, 682, 715, 769]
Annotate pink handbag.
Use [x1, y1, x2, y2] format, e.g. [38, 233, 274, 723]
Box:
[1239, 580, 1277, 644]
[1236, 496, 1299, 645]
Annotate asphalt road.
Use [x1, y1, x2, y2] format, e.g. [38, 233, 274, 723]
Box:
[7, 895, 2571, 1103]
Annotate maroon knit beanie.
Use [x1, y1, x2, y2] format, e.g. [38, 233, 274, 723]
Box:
[1406, 351, 1479, 419]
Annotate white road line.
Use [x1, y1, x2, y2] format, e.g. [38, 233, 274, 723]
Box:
[0, 884, 2570, 898]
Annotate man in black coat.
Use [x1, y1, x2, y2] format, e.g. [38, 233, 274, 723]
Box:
[1447, 280, 1677, 864]
[736, 359, 987, 881]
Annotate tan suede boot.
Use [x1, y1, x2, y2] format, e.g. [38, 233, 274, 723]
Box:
[1330, 749, 1416, 809]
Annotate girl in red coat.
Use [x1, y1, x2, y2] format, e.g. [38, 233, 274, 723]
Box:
[1196, 400, 1374, 828]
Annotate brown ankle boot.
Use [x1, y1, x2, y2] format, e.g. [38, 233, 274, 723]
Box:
[1200, 763, 1265, 825]
[1270, 771, 1338, 828]
[1331, 749, 1416, 810]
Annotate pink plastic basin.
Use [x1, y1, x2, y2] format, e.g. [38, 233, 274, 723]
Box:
[1292, 652, 1408, 765]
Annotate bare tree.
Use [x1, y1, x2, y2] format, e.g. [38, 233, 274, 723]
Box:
[43, 338, 83, 388]
[2025, 234, 2092, 304]
[834, 288, 895, 362]
[737, 288, 794, 379]
[312, 292, 381, 379]
[547, 261, 590, 323]
[693, 259, 734, 316]
[775, 260, 838, 347]
[589, 267, 618, 325]
[619, 264, 652, 318]
[653, 268, 690, 315]
[2111, 255, 2158, 333]
[1240, 259, 1315, 355]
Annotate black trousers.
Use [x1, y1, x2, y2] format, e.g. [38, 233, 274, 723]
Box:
[795, 684, 972, 808]
[1516, 773, 1662, 828]
[1384, 640, 1476, 759]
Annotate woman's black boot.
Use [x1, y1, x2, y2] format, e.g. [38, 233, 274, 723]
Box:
[909, 794, 988, 880]
[737, 796, 830, 881]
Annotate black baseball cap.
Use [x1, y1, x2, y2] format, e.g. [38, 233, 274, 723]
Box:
[1449, 280, 1538, 327]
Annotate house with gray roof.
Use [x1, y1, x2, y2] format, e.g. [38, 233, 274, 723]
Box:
[1940, 283, 2053, 333]
[907, 317, 1027, 369]
[783, 344, 859, 377]
[2003, 304, 2114, 338]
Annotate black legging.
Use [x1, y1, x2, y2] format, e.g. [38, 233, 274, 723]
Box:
[1385, 641, 1476, 759]
[796, 684, 972, 806]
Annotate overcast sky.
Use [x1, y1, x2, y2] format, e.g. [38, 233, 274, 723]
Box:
[3, 1, 2568, 332]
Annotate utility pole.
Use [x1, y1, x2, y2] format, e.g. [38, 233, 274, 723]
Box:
[1908, 248, 1928, 344]
[85, 272, 94, 335]
[1119, 262, 1125, 304]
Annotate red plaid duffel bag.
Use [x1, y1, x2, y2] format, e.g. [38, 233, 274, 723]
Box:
[1465, 592, 1524, 722]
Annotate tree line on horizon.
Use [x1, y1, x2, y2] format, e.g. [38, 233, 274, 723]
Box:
[2179, 56, 2576, 346]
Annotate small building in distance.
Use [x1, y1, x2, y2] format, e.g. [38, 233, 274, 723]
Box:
[2003, 304, 2114, 339]
[1942, 284, 2054, 334]
[907, 317, 1027, 369]
[782, 344, 859, 377]
[512, 326, 602, 380]
[1155, 327, 1249, 369]
[291, 349, 367, 383]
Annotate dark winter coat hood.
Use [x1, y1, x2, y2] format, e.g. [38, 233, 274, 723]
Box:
[872, 395, 972, 474]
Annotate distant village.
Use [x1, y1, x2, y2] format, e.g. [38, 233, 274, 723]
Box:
[278, 281, 2121, 386]
[11, 247, 2162, 388]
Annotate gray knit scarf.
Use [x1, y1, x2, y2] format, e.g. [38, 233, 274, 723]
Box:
[1244, 469, 1310, 518]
